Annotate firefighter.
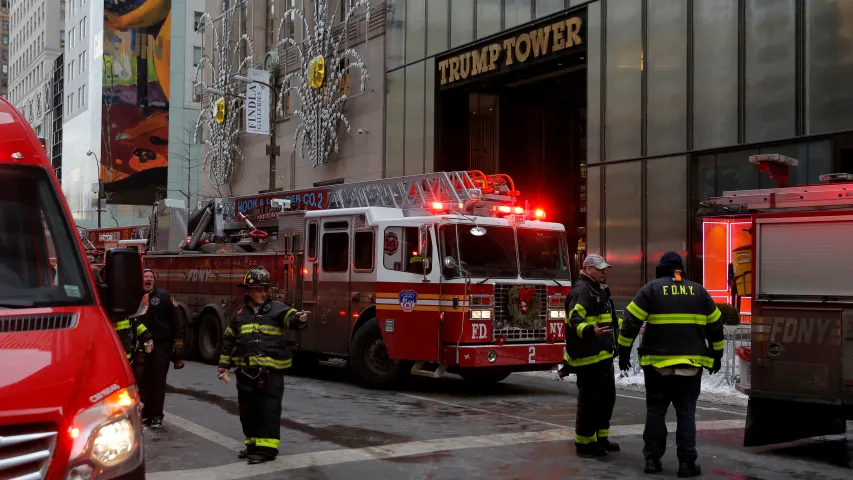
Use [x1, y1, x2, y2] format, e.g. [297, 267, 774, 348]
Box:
[139, 268, 185, 429]
[564, 254, 619, 457]
[617, 252, 724, 477]
[113, 315, 153, 366]
[217, 266, 309, 465]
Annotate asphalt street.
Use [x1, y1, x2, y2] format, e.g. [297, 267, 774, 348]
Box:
[143, 361, 853, 479]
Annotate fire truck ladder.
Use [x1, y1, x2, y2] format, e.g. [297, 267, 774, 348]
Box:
[707, 182, 853, 212]
[325, 170, 519, 210]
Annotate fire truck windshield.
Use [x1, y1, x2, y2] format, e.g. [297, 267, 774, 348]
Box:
[517, 229, 570, 280]
[0, 164, 92, 308]
[440, 225, 518, 279]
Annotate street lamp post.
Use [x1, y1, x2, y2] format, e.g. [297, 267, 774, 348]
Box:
[86, 150, 102, 228]
[233, 75, 280, 193]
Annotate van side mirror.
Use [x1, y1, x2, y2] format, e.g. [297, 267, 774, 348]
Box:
[103, 248, 144, 319]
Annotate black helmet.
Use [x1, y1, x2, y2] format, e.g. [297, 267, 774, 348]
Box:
[238, 266, 271, 288]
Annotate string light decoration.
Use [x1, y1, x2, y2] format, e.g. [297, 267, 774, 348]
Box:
[275, 0, 371, 167]
[193, 3, 255, 187]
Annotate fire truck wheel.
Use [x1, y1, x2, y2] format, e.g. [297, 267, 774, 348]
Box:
[350, 318, 410, 387]
[197, 312, 224, 364]
[458, 369, 511, 385]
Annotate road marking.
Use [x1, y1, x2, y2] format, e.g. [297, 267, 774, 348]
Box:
[160, 411, 243, 452]
[151, 413, 744, 480]
[614, 393, 747, 416]
[399, 393, 570, 428]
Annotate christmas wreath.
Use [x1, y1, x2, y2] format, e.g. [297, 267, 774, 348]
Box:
[507, 285, 541, 329]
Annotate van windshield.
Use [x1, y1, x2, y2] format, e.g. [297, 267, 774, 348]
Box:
[0, 165, 92, 308]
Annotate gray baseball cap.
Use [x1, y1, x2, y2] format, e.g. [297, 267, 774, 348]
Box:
[583, 254, 611, 270]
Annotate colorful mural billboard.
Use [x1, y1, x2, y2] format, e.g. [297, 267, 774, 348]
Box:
[101, 0, 171, 205]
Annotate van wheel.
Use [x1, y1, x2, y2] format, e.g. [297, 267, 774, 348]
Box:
[197, 312, 223, 364]
[350, 318, 410, 388]
[458, 369, 511, 385]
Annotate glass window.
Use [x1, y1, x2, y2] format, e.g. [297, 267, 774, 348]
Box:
[193, 46, 202, 67]
[518, 229, 570, 280]
[586, 1, 602, 164]
[322, 232, 349, 272]
[385, 69, 405, 177]
[805, 0, 853, 135]
[535, 0, 565, 18]
[405, 61, 425, 175]
[604, 161, 642, 306]
[426, 0, 448, 56]
[439, 224, 518, 279]
[194, 11, 204, 31]
[386, 0, 405, 69]
[450, 0, 474, 48]
[406, 0, 425, 63]
[353, 230, 374, 271]
[505, 0, 532, 29]
[307, 222, 318, 259]
[647, 0, 687, 156]
[586, 165, 601, 257]
[693, 0, 738, 150]
[646, 156, 687, 282]
[477, 0, 501, 39]
[0, 164, 92, 307]
[605, 0, 642, 161]
[425, 57, 436, 172]
[383, 227, 432, 275]
[745, 0, 796, 143]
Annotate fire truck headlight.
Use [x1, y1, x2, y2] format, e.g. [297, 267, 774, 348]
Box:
[487, 350, 498, 363]
[550, 310, 559, 319]
[470, 310, 491, 320]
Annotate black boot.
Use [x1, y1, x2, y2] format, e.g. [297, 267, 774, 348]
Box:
[598, 438, 620, 452]
[237, 449, 250, 459]
[576, 442, 607, 457]
[644, 458, 663, 474]
[247, 453, 275, 465]
[677, 462, 702, 477]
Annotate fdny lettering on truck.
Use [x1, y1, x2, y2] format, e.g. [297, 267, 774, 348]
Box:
[549, 322, 564, 338]
[471, 323, 489, 340]
[768, 317, 836, 345]
[187, 269, 213, 282]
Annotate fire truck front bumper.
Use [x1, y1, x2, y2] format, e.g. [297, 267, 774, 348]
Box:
[442, 343, 564, 370]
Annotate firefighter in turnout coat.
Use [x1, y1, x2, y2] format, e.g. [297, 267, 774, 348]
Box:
[565, 254, 620, 457]
[617, 252, 724, 477]
[217, 266, 309, 464]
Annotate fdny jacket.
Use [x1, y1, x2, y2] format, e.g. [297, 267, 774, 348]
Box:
[617, 275, 724, 369]
[141, 288, 185, 343]
[219, 300, 306, 371]
[564, 274, 617, 368]
[113, 317, 152, 360]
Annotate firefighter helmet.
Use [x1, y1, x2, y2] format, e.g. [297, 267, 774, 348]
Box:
[238, 266, 271, 288]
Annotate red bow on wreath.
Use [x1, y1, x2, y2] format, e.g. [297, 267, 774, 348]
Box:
[517, 286, 535, 314]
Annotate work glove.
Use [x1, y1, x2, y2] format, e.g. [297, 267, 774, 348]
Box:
[172, 339, 184, 359]
[709, 356, 722, 375]
[618, 346, 632, 372]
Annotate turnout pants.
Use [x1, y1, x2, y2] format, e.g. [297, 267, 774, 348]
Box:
[642, 367, 702, 462]
[140, 342, 172, 422]
[575, 359, 616, 445]
[237, 369, 285, 458]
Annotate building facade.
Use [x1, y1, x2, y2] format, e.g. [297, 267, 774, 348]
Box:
[7, 0, 63, 137]
[1, 0, 10, 98]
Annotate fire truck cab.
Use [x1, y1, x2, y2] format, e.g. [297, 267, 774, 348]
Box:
[708, 154, 853, 446]
[144, 171, 571, 386]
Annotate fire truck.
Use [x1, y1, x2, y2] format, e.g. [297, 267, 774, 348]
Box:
[708, 154, 853, 446]
[78, 225, 150, 263]
[143, 171, 571, 386]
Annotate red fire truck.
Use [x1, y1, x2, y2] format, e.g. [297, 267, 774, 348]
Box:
[143, 171, 571, 386]
[708, 154, 853, 446]
[78, 225, 150, 262]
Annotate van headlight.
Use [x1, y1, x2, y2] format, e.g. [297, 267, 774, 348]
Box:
[66, 386, 143, 479]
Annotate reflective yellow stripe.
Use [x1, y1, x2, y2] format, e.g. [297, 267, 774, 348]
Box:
[136, 323, 148, 336]
[618, 317, 624, 328]
[219, 355, 231, 366]
[244, 438, 255, 445]
[224, 327, 234, 338]
[598, 313, 613, 324]
[283, 308, 297, 328]
[570, 304, 587, 319]
[626, 301, 648, 321]
[231, 356, 293, 369]
[239, 323, 285, 335]
[126, 352, 132, 359]
[639, 355, 713, 368]
[566, 350, 614, 368]
[115, 320, 130, 330]
[617, 335, 634, 347]
[712, 340, 725, 351]
[647, 314, 707, 325]
[255, 438, 280, 449]
[575, 433, 597, 444]
[707, 307, 722, 324]
[598, 429, 609, 438]
[576, 323, 588, 339]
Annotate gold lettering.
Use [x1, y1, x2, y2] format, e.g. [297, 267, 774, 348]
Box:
[515, 33, 531, 62]
[662, 285, 669, 296]
[567, 17, 583, 47]
[552, 21, 566, 51]
[471, 47, 490, 76]
[438, 59, 449, 85]
[503, 38, 517, 65]
[679, 285, 687, 295]
[488, 43, 501, 70]
[531, 26, 552, 57]
[459, 52, 471, 79]
[449, 57, 460, 82]
[688, 286, 694, 295]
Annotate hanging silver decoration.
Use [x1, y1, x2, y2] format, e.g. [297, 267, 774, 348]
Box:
[193, 2, 255, 187]
[276, 0, 371, 168]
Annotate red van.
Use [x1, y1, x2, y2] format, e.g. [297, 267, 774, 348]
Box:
[0, 98, 146, 478]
